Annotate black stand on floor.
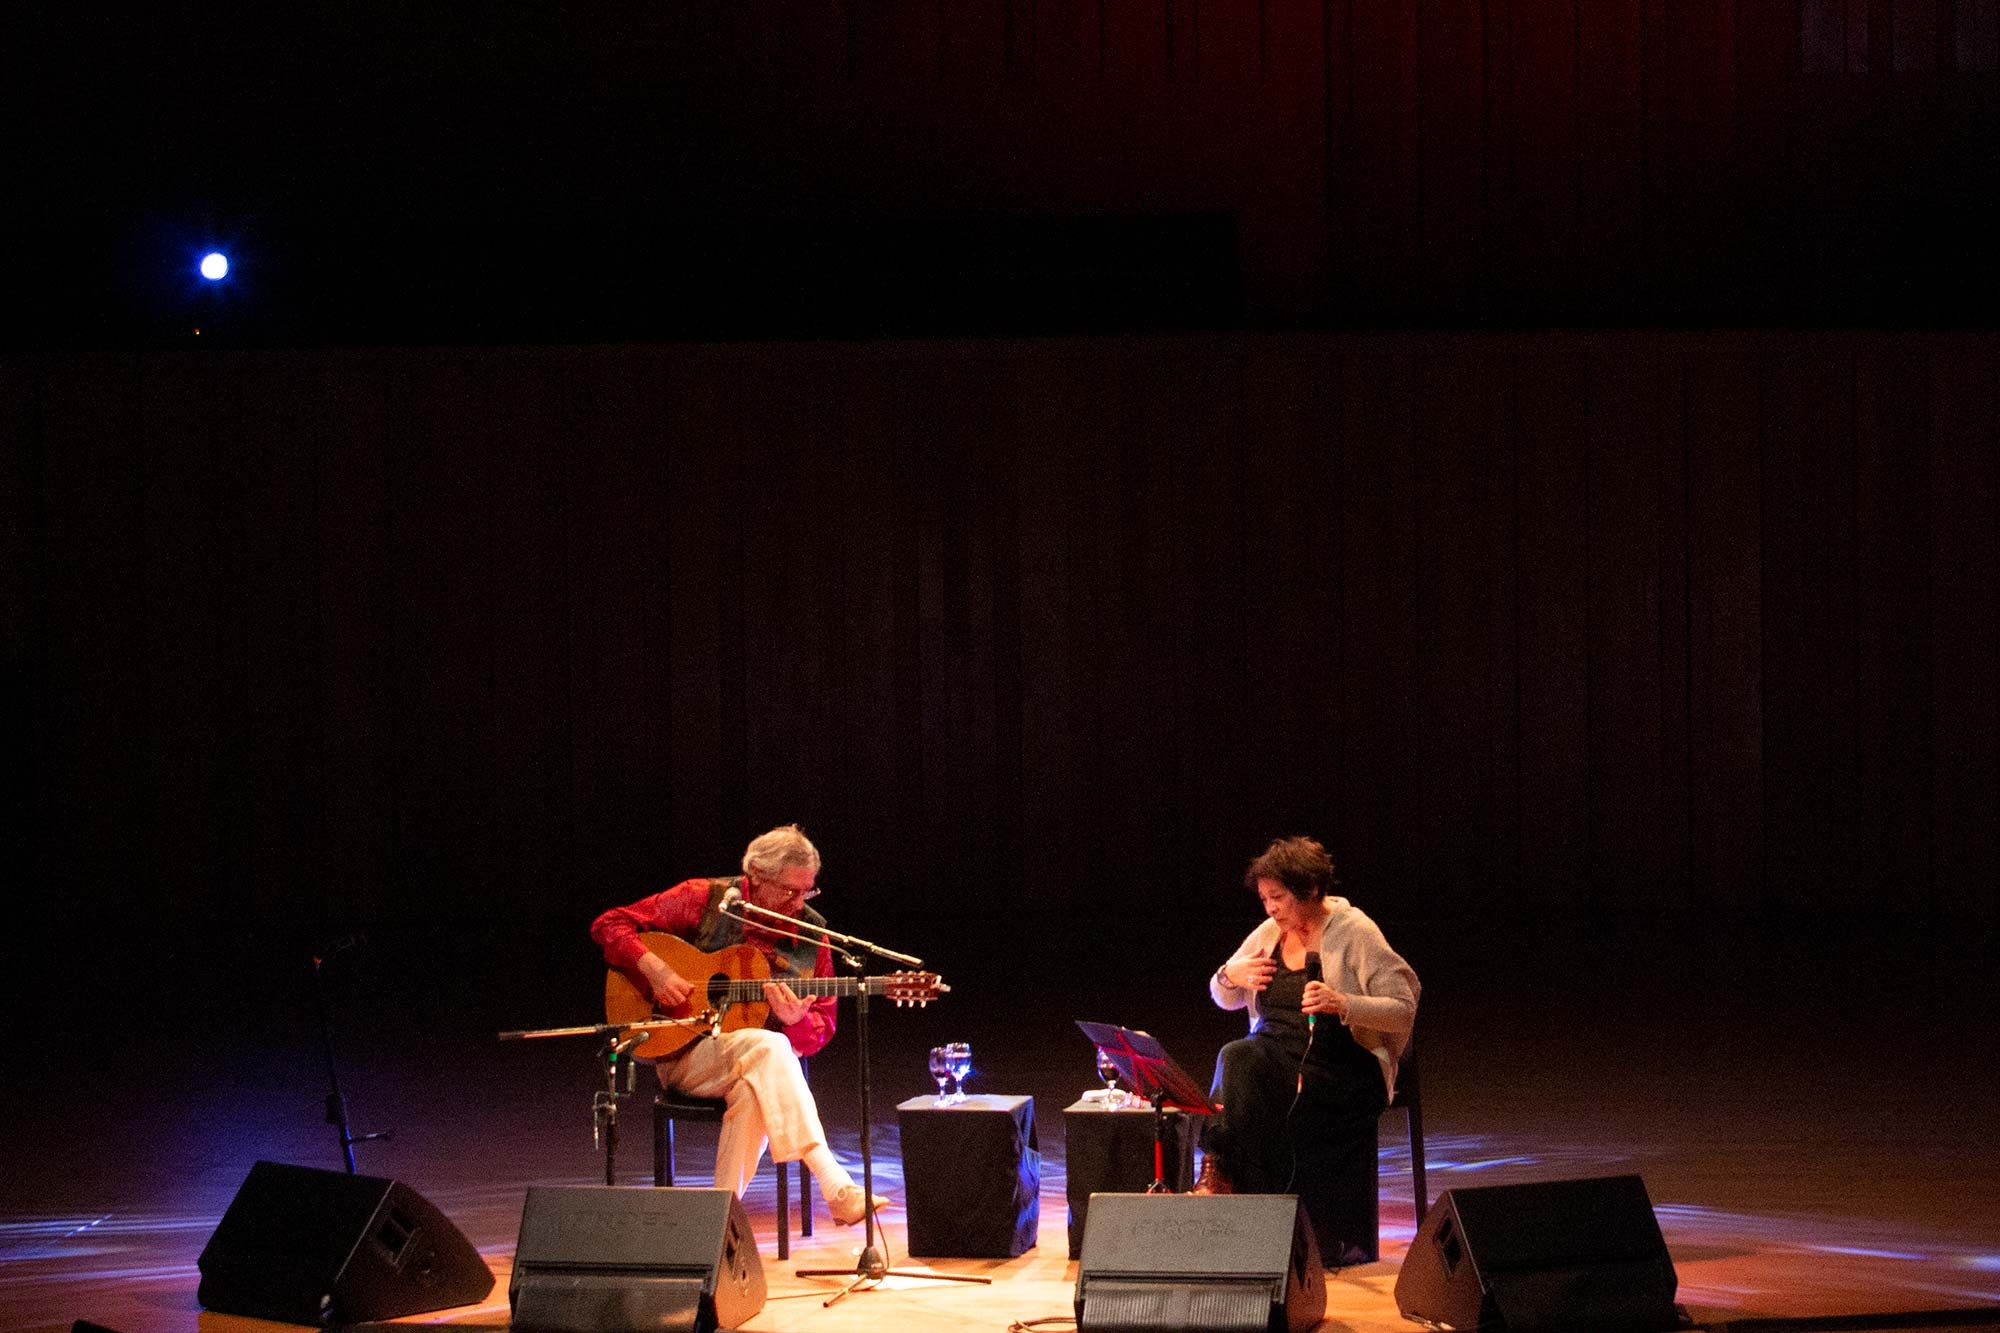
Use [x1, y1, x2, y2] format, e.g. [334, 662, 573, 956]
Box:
[312, 936, 389, 1172]
[594, 1028, 649, 1185]
[494, 1015, 712, 1184]
[1146, 1091, 1177, 1193]
[795, 965, 991, 1305]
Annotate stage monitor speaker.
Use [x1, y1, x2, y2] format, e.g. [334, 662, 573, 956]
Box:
[1074, 1192, 1325, 1333]
[1394, 1174, 1678, 1332]
[196, 1160, 494, 1325]
[509, 1186, 765, 1333]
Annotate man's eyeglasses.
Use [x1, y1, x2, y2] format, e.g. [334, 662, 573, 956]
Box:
[752, 876, 821, 901]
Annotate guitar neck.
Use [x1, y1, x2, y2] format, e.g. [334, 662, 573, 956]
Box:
[711, 975, 880, 1003]
[621, 935, 942, 1019]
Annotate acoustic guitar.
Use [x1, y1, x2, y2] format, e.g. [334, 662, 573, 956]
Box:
[604, 931, 947, 1060]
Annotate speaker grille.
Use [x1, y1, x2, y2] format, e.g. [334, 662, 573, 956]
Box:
[1081, 1280, 1275, 1333]
[512, 1273, 705, 1333]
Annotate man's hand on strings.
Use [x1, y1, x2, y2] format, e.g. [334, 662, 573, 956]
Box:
[763, 980, 810, 1026]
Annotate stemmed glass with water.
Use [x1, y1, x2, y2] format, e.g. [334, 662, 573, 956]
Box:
[926, 1042, 975, 1104]
[944, 1042, 972, 1102]
[1095, 1048, 1129, 1109]
[927, 1046, 954, 1106]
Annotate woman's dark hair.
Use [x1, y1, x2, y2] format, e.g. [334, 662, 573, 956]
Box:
[1242, 836, 1338, 902]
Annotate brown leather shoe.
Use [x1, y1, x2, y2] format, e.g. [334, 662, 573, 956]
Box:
[1190, 1156, 1232, 1195]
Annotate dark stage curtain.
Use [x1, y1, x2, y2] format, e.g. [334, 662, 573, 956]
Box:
[4, 334, 1996, 976]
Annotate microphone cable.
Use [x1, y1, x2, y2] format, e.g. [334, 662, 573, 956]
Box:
[1282, 952, 1323, 1194]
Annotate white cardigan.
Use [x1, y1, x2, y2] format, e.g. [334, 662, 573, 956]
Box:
[1208, 897, 1420, 1099]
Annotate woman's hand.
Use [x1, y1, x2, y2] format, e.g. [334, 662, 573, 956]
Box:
[1301, 981, 1349, 1020]
[763, 980, 810, 1027]
[1222, 956, 1278, 992]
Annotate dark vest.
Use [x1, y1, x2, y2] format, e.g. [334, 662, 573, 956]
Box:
[690, 877, 826, 978]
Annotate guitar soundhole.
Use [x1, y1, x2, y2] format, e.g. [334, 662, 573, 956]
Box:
[706, 975, 731, 1010]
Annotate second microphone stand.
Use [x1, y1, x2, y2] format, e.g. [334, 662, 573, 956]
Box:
[765, 932, 990, 1305]
[313, 937, 389, 1172]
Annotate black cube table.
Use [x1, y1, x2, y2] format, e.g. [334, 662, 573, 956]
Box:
[1060, 1097, 1199, 1258]
[895, 1094, 1041, 1258]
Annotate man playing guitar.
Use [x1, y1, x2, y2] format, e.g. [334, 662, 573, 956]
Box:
[591, 824, 889, 1226]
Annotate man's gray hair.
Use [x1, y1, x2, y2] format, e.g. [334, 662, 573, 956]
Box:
[742, 824, 821, 881]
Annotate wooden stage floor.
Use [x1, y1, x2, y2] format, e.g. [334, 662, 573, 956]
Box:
[7, 1109, 2000, 1333]
[7, 1047, 1999, 1332]
[4, 921, 1998, 1333]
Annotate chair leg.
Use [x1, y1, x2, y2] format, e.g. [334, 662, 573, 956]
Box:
[653, 1098, 672, 1188]
[795, 1057, 814, 1239]
[775, 1162, 791, 1261]
[1407, 1097, 1427, 1227]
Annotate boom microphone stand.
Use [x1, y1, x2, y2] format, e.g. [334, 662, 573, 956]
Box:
[312, 935, 389, 1172]
[726, 902, 990, 1305]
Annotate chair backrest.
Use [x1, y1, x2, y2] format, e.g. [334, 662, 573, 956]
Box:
[1390, 1043, 1418, 1107]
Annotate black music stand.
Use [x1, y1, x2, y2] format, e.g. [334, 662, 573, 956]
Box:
[1075, 1021, 1216, 1193]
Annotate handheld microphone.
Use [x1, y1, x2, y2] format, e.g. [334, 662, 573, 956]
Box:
[1295, 951, 1324, 1097]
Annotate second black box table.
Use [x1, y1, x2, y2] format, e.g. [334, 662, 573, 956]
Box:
[895, 1094, 1041, 1258]
[1060, 1097, 1199, 1258]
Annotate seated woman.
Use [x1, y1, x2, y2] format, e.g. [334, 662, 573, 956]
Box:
[1197, 836, 1420, 1267]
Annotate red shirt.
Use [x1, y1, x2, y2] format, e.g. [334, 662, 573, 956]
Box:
[591, 877, 838, 1058]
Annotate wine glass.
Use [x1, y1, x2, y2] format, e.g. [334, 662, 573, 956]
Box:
[944, 1041, 973, 1103]
[927, 1046, 953, 1106]
[1095, 1049, 1129, 1109]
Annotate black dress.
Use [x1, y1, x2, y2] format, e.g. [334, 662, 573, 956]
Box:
[1202, 942, 1389, 1264]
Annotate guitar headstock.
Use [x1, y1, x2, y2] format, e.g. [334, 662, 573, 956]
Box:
[880, 971, 947, 1008]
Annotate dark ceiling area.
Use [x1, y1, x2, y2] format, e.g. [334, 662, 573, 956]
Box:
[10, 1, 1999, 348]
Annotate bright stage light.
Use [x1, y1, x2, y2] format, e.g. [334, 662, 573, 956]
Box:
[199, 252, 230, 281]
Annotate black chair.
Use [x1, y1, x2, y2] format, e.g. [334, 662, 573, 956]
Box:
[1387, 1043, 1427, 1227]
[651, 1058, 814, 1260]
[1292, 1039, 1428, 1265]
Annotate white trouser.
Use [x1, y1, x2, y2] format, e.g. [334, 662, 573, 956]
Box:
[653, 1028, 826, 1198]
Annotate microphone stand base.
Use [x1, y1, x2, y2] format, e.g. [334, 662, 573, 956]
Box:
[796, 1249, 994, 1308]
